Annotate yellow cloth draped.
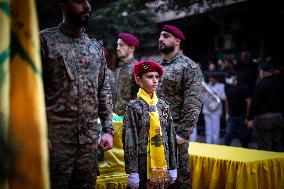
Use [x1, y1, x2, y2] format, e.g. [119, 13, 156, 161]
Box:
[97, 119, 127, 189]
[97, 125, 284, 189]
[190, 142, 284, 189]
[137, 88, 167, 182]
[0, 0, 49, 188]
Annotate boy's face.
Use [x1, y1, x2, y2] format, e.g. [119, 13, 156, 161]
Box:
[135, 71, 160, 95]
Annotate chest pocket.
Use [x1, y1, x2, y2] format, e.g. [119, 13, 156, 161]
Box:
[161, 74, 181, 94]
[47, 53, 76, 83]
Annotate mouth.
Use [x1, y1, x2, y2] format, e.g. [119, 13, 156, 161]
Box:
[81, 12, 90, 17]
[159, 43, 165, 48]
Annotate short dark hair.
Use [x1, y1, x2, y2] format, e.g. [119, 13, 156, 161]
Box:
[225, 70, 236, 78]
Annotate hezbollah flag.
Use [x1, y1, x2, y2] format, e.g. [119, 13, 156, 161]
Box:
[0, 0, 49, 188]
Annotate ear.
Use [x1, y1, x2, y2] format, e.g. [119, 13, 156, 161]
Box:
[176, 38, 181, 46]
[59, 2, 68, 12]
[129, 45, 135, 53]
[134, 76, 141, 86]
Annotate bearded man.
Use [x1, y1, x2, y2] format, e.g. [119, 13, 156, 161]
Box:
[157, 25, 203, 189]
[40, 0, 114, 188]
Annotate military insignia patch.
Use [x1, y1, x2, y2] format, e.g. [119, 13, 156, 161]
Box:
[162, 107, 169, 118]
[142, 62, 149, 70]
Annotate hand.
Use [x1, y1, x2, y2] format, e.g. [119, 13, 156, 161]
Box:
[127, 172, 140, 189]
[168, 169, 177, 184]
[176, 134, 188, 144]
[225, 114, 229, 122]
[247, 120, 254, 128]
[99, 133, 113, 151]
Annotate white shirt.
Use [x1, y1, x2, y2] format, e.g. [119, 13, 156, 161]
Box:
[202, 82, 226, 116]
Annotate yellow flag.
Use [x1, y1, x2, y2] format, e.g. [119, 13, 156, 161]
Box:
[0, 0, 10, 188]
[0, 0, 49, 188]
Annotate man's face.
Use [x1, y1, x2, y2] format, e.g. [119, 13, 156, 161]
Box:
[117, 39, 132, 59]
[65, 0, 91, 27]
[158, 31, 178, 54]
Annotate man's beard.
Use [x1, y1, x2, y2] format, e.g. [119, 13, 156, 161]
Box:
[67, 9, 91, 27]
[159, 44, 174, 54]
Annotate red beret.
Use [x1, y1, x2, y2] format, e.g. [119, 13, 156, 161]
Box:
[118, 33, 140, 48]
[133, 60, 164, 77]
[162, 25, 185, 41]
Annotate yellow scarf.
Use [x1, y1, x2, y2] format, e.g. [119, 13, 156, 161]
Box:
[137, 88, 167, 183]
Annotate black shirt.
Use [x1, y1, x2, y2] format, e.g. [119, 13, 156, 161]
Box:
[247, 75, 284, 120]
[225, 82, 250, 116]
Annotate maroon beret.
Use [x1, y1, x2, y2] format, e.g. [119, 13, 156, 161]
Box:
[118, 33, 140, 48]
[133, 60, 164, 77]
[162, 25, 185, 41]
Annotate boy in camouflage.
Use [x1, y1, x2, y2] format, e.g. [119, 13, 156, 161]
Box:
[122, 60, 177, 189]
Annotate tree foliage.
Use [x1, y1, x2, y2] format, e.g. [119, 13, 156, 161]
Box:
[90, 0, 157, 49]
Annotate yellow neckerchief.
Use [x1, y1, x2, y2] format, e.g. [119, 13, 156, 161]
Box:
[137, 88, 167, 183]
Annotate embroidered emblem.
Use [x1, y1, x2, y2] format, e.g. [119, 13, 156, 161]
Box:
[142, 62, 149, 70]
[162, 107, 169, 118]
[151, 128, 163, 147]
[149, 105, 157, 112]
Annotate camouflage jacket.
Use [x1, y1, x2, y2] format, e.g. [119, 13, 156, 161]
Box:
[40, 23, 113, 144]
[157, 51, 203, 140]
[113, 58, 138, 115]
[122, 97, 177, 174]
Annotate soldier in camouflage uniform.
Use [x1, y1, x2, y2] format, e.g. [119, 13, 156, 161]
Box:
[40, 0, 114, 188]
[123, 60, 177, 189]
[113, 33, 140, 116]
[157, 25, 203, 189]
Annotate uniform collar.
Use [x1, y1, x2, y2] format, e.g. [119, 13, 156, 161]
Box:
[161, 51, 183, 65]
[59, 22, 85, 38]
[118, 57, 136, 67]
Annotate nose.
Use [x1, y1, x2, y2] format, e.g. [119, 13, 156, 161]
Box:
[159, 36, 163, 42]
[153, 77, 158, 82]
[83, 0, 91, 12]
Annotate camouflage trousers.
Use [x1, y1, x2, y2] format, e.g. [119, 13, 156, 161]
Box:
[169, 142, 191, 189]
[49, 142, 99, 189]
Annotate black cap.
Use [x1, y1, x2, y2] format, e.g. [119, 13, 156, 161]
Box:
[258, 63, 273, 72]
[225, 70, 237, 78]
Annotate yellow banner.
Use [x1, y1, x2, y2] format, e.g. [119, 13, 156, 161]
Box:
[0, 0, 49, 188]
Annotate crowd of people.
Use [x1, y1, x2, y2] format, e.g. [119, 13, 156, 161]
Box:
[40, 0, 283, 189]
[193, 50, 284, 152]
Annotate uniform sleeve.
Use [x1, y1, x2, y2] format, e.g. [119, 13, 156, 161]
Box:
[98, 47, 114, 135]
[122, 105, 139, 173]
[167, 110, 177, 170]
[39, 33, 50, 89]
[177, 65, 203, 140]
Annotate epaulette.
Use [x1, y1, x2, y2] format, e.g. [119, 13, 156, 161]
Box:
[184, 57, 198, 69]
[89, 36, 103, 48]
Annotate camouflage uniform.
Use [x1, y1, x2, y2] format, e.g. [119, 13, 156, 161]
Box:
[40, 23, 113, 189]
[122, 98, 177, 189]
[157, 51, 203, 189]
[113, 58, 139, 115]
[106, 68, 116, 100]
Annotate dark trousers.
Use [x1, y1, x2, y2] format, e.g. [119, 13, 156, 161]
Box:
[49, 143, 99, 189]
[169, 142, 190, 189]
[224, 115, 249, 147]
[255, 112, 284, 152]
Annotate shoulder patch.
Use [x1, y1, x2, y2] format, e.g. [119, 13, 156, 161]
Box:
[185, 58, 198, 68]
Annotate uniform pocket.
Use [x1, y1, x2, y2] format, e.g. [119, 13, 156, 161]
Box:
[48, 53, 76, 81]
